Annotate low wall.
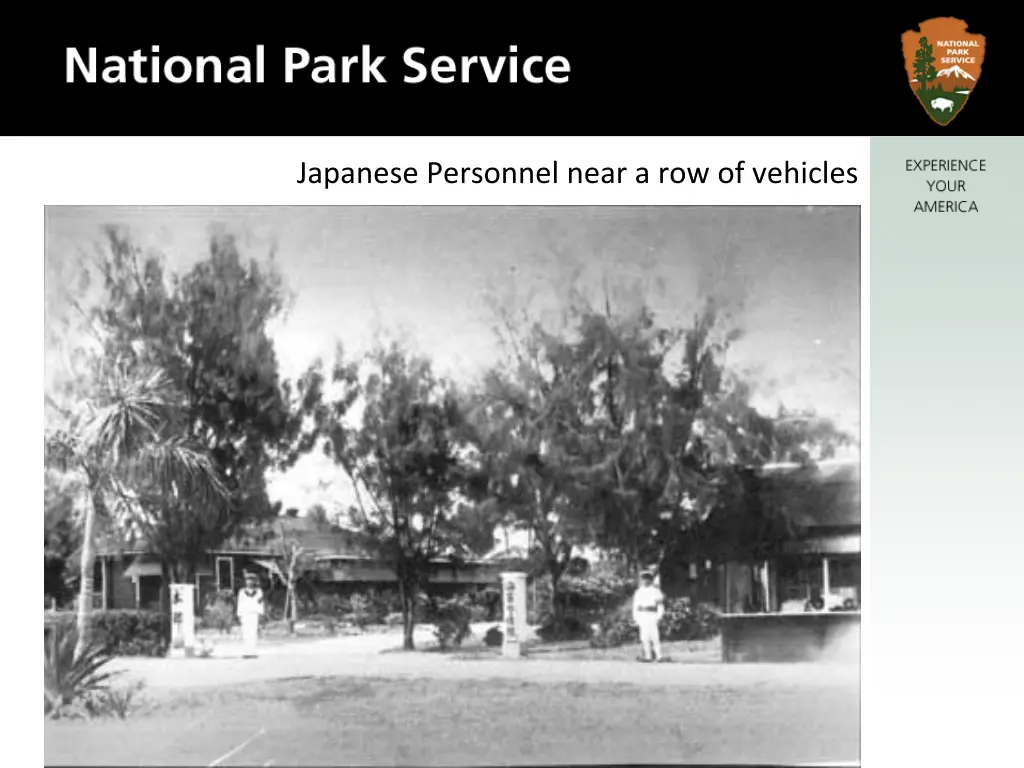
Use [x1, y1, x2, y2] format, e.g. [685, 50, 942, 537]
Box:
[720, 611, 860, 663]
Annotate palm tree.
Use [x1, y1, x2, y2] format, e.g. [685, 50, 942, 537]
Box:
[45, 363, 227, 660]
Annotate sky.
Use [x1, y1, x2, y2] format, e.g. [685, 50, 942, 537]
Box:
[44, 205, 860, 515]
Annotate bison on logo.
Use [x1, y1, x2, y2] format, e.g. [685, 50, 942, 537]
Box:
[902, 18, 985, 126]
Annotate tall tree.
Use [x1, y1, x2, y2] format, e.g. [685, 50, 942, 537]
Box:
[57, 227, 297, 593]
[288, 340, 492, 650]
[568, 300, 682, 573]
[639, 300, 752, 584]
[913, 36, 939, 91]
[44, 364, 227, 659]
[471, 314, 604, 624]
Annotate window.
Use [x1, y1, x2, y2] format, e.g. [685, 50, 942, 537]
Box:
[829, 556, 861, 589]
[216, 557, 234, 591]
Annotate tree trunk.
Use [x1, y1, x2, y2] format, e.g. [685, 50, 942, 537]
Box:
[398, 576, 416, 651]
[548, 566, 564, 629]
[287, 578, 298, 634]
[74, 489, 100, 660]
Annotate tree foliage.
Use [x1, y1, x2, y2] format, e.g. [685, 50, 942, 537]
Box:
[44, 362, 227, 658]
[53, 227, 295, 581]
[287, 340, 494, 649]
[473, 282, 856, 607]
[470, 316, 600, 618]
[913, 36, 938, 89]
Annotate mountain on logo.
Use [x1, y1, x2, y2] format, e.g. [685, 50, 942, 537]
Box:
[935, 65, 976, 82]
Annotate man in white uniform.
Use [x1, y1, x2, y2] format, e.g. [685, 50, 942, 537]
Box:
[236, 572, 265, 658]
[632, 570, 665, 662]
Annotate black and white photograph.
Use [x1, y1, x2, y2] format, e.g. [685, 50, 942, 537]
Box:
[44, 205, 861, 766]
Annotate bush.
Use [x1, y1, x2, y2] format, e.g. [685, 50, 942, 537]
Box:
[660, 600, 720, 641]
[536, 615, 592, 642]
[347, 594, 374, 629]
[315, 593, 345, 617]
[365, 588, 403, 623]
[202, 590, 236, 634]
[588, 599, 721, 649]
[45, 621, 120, 718]
[529, 571, 635, 642]
[428, 597, 472, 650]
[45, 610, 169, 657]
[483, 625, 504, 647]
[468, 605, 488, 623]
[533, 572, 635, 625]
[466, 586, 502, 621]
[558, 573, 635, 618]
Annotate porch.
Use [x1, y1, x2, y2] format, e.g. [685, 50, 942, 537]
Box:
[718, 535, 860, 663]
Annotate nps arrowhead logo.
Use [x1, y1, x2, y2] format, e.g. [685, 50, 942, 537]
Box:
[902, 18, 985, 126]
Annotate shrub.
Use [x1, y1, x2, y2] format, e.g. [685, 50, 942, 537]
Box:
[557, 573, 635, 618]
[365, 588, 402, 623]
[91, 681, 146, 719]
[468, 605, 488, 623]
[660, 600, 720, 641]
[483, 625, 504, 647]
[533, 572, 635, 625]
[588, 599, 721, 649]
[528, 571, 635, 642]
[202, 590, 236, 634]
[429, 597, 472, 650]
[315, 593, 345, 617]
[45, 622, 119, 718]
[347, 594, 374, 629]
[536, 615, 592, 642]
[466, 586, 502, 621]
[45, 610, 169, 657]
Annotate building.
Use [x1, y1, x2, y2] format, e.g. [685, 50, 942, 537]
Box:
[718, 458, 861, 614]
[89, 515, 507, 612]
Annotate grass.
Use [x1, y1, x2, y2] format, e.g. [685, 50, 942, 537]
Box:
[379, 622, 721, 662]
[913, 83, 972, 125]
[45, 671, 859, 766]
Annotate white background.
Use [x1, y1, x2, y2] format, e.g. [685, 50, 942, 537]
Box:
[9, 136, 872, 765]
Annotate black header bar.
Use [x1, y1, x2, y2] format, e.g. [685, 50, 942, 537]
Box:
[3, 11, 1014, 136]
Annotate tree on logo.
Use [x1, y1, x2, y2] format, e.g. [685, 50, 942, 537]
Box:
[913, 36, 938, 91]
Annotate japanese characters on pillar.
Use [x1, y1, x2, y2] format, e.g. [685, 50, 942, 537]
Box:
[169, 583, 196, 657]
[500, 572, 528, 659]
[504, 582, 517, 641]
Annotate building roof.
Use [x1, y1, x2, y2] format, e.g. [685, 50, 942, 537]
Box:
[94, 513, 498, 566]
[94, 514, 375, 559]
[758, 459, 860, 529]
[221, 515, 376, 558]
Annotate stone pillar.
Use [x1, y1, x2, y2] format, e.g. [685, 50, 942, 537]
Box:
[169, 583, 197, 658]
[500, 572, 528, 659]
